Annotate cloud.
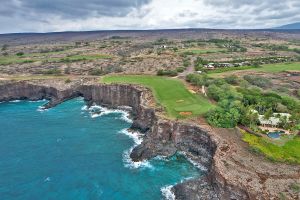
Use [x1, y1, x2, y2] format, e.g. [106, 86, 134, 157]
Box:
[19, 0, 151, 19]
[0, 0, 299, 33]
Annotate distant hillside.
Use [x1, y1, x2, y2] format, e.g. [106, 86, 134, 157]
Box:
[275, 22, 300, 29]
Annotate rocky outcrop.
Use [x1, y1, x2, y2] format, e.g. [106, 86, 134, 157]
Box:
[0, 81, 299, 200]
[130, 120, 216, 170]
[0, 82, 156, 131]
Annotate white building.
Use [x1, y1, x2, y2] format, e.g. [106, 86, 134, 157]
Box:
[253, 110, 291, 127]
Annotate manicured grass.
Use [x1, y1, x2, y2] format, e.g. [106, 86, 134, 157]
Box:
[102, 75, 214, 118]
[243, 132, 300, 164]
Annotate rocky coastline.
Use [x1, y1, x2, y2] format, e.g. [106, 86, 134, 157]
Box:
[0, 81, 299, 200]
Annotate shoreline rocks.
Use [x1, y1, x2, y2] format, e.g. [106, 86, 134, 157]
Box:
[0, 80, 299, 200]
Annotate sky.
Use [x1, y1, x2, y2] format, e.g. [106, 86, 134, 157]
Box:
[0, 0, 300, 33]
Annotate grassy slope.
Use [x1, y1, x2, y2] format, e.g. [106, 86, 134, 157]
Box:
[209, 62, 300, 77]
[254, 62, 300, 72]
[243, 132, 300, 164]
[102, 75, 214, 118]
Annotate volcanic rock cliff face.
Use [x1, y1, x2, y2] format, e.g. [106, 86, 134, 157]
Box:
[0, 82, 156, 131]
[0, 81, 299, 200]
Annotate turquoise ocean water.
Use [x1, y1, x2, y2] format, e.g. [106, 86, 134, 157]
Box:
[0, 98, 201, 200]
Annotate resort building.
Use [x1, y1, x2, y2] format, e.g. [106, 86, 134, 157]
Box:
[258, 112, 291, 127]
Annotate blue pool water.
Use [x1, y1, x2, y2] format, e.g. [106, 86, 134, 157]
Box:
[268, 132, 283, 139]
[0, 98, 201, 200]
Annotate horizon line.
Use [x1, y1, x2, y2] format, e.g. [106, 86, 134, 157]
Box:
[2, 27, 300, 35]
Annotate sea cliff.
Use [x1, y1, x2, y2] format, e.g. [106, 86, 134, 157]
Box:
[0, 81, 299, 200]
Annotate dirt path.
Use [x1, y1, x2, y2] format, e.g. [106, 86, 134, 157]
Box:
[178, 59, 195, 79]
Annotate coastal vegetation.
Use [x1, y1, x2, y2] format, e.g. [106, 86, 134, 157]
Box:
[156, 69, 178, 76]
[102, 75, 214, 118]
[186, 73, 300, 130]
[243, 132, 300, 164]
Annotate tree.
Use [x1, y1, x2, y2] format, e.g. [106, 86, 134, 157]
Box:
[16, 52, 24, 56]
[224, 75, 239, 85]
[279, 116, 289, 130]
[207, 84, 223, 101]
[206, 106, 241, 128]
[240, 107, 259, 127]
[263, 108, 273, 121]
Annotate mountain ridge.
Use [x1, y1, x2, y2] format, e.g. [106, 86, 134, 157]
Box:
[275, 22, 300, 29]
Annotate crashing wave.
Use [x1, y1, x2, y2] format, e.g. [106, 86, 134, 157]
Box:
[119, 128, 152, 169]
[122, 147, 152, 169]
[84, 104, 133, 123]
[29, 99, 47, 103]
[37, 106, 48, 112]
[81, 105, 88, 111]
[10, 100, 21, 103]
[161, 175, 195, 200]
[119, 128, 142, 145]
[178, 151, 207, 172]
[161, 185, 175, 200]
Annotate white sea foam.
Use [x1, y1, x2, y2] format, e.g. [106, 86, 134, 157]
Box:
[29, 99, 47, 103]
[44, 177, 51, 182]
[10, 100, 21, 103]
[161, 185, 176, 200]
[37, 106, 48, 112]
[119, 128, 152, 169]
[81, 105, 88, 111]
[119, 128, 142, 145]
[178, 151, 207, 172]
[161, 175, 197, 200]
[153, 155, 168, 160]
[86, 104, 133, 123]
[119, 111, 133, 123]
[122, 147, 152, 169]
[84, 104, 148, 169]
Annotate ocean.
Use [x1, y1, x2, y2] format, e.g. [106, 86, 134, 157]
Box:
[0, 98, 201, 200]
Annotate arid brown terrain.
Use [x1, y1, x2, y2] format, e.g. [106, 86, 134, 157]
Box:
[1, 29, 299, 76]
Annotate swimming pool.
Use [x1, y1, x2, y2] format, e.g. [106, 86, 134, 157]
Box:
[268, 131, 284, 139]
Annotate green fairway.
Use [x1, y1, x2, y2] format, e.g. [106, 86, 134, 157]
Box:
[243, 132, 300, 164]
[102, 75, 214, 118]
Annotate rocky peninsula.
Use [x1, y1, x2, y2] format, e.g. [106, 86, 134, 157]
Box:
[0, 80, 299, 200]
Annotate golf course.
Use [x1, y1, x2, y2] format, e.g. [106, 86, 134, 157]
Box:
[102, 75, 214, 118]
